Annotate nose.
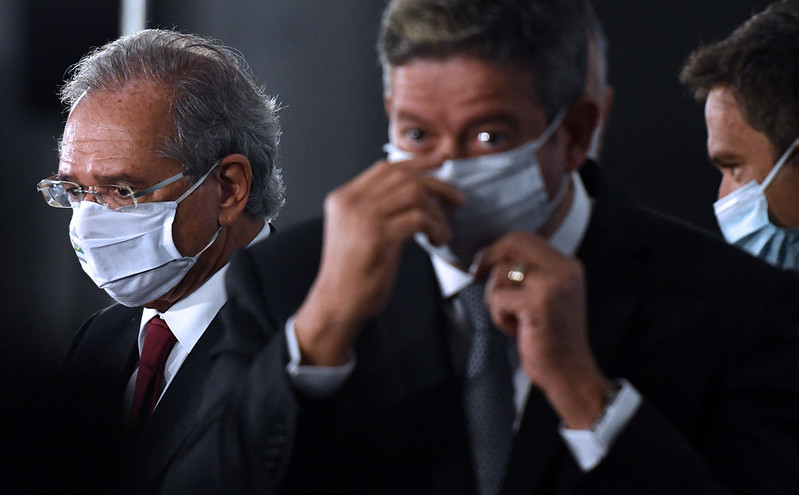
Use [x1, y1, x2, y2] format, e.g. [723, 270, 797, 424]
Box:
[717, 175, 737, 200]
[82, 190, 103, 205]
[435, 138, 466, 161]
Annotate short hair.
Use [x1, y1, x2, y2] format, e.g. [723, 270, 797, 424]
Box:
[680, 0, 799, 154]
[378, 0, 589, 121]
[60, 29, 285, 221]
[586, 2, 608, 96]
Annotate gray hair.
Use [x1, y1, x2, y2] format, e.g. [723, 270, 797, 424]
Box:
[60, 28, 285, 221]
[586, 2, 608, 96]
[378, 0, 589, 121]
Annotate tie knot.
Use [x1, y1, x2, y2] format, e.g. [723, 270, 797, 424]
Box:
[140, 316, 177, 369]
[129, 316, 178, 434]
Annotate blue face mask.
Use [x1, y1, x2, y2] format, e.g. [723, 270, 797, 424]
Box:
[713, 138, 799, 271]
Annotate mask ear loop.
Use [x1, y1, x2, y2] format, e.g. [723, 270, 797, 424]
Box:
[534, 108, 569, 213]
[533, 108, 568, 147]
[190, 226, 223, 261]
[761, 138, 799, 191]
[175, 159, 222, 204]
[176, 159, 224, 258]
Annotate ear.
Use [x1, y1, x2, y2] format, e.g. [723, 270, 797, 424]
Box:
[561, 95, 600, 171]
[213, 153, 253, 226]
[384, 93, 393, 115]
[602, 86, 615, 127]
[596, 86, 615, 147]
[384, 93, 396, 139]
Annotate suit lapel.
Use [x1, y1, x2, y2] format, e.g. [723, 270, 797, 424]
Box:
[364, 240, 455, 401]
[503, 163, 652, 493]
[63, 305, 141, 414]
[577, 161, 651, 374]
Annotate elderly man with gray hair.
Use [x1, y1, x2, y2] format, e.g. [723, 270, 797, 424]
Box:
[36, 28, 283, 494]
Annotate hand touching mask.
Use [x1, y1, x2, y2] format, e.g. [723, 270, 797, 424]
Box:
[385, 110, 568, 271]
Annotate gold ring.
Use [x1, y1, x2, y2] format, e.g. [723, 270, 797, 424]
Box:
[507, 264, 527, 284]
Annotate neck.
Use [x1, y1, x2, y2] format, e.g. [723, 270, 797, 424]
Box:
[143, 216, 266, 312]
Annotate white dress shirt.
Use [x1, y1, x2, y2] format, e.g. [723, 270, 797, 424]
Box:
[286, 172, 641, 471]
[125, 224, 272, 412]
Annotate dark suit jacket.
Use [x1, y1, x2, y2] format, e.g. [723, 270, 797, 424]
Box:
[171, 162, 799, 494]
[50, 302, 233, 494]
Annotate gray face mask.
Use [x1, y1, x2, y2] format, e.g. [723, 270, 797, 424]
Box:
[384, 109, 567, 271]
[713, 138, 799, 271]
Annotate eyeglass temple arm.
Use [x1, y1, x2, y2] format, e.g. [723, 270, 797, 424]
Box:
[131, 171, 185, 199]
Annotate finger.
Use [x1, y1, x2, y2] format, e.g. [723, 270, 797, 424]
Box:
[383, 204, 453, 247]
[418, 174, 465, 207]
[352, 160, 421, 198]
[363, 160, 465, 209]
[484, 284, 538, 336]
[357, 170, 446, 220]
[473, 231, 564, 280]
[484, 259, 527, 293]
[388, 153, 447, 173]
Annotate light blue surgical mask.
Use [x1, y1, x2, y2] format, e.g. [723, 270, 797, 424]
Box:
[713, 138, 799, 271]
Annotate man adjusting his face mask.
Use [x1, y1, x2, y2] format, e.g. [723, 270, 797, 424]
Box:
[209, 2, 799, 494]
[385, 110, 568, 271]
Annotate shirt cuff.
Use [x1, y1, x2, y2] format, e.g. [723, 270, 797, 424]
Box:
[284, 315, 355, 399]
[558, 379, 642, 471]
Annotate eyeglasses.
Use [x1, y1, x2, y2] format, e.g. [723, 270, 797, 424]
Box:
[36, 171, 186, 212]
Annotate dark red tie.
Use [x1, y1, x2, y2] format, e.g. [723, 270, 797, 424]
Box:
[128, 316, 177, 434]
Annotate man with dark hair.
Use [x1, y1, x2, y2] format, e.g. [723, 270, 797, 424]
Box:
[681, 0, 799, 271]
[172, 1, 799, 493]
[36, 28, 283, 494]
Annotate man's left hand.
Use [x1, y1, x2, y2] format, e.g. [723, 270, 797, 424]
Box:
[474, 231, 616, 429]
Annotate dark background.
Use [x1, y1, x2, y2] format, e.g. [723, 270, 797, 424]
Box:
[2, 1, 773, 375]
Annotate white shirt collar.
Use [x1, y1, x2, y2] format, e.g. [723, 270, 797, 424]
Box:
[138, 224, 272, 353]
[431, 171, 592, 298]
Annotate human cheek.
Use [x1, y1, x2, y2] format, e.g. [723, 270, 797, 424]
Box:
[172, 191, 217, 257]
[536, 147, 568, 198]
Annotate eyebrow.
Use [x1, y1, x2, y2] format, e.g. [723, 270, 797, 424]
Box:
[707, 151, 740, 168]
[57, 172, 149, 187]
[394, 110, 428, 125]
[394, 110, 521, 131]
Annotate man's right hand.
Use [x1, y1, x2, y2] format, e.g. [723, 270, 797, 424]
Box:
[292, 156, 464, 366]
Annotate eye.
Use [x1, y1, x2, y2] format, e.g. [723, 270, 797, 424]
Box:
[115, 186, 134, 198]
[63, 183, 83, 200]
[403, 128, 427, 143]
[711, 157, 738, 176]
[94, 185, 134, 201]
[477, 131, 497, 144]
[472, 130, 512, 152]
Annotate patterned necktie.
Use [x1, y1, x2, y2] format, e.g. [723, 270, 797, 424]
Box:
[458, 282, 515, 495]
[128, 316, 177, 434]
